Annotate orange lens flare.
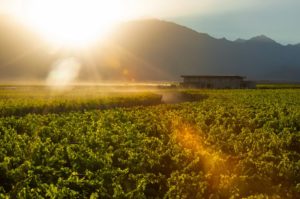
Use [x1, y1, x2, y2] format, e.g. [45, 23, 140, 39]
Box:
[171, 117, 237, 191]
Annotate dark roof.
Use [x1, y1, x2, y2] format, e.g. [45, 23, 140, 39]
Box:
[181, 75, 245, 79]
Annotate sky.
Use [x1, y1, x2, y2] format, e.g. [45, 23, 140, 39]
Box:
[0, 0, 299, 44]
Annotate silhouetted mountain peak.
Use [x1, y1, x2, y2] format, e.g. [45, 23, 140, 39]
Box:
[248, 35, 277, 44]
[116, 19, 215, 41]
[218, 37, 230, 42]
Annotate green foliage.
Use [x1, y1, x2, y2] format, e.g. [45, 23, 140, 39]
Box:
[0, 87, 162, 117]
[257, 83, 300, 89]
[0, 88, 299, 198]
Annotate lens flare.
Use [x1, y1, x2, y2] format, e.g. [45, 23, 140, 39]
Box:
[46, 57, 81, 87]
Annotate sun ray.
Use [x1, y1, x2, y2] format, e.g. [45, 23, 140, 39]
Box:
[23, 0, 124, 47]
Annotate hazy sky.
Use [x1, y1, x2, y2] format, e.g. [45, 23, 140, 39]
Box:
[1, 0, 299, 44]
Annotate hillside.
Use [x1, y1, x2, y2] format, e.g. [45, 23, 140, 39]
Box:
[0, 16, 56, 81]
[0, 17, 300, 82]
[111, 20, 300, 81]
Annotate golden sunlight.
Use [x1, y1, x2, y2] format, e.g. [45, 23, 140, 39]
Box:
[25, 0, 124, 47]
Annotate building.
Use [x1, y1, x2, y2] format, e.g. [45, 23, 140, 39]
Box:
[181, 75, 256, 89]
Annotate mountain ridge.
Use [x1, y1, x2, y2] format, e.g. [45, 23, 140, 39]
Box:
[0, 17, 300, 82]
[109, 19, 300, 81]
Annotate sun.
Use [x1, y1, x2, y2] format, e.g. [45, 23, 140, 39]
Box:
[24, 0, 124, 47]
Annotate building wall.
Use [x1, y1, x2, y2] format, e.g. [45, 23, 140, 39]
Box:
[241, 81, 257, 89]
[182, 77, 244, 89]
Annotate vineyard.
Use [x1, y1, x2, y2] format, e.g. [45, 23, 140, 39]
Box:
[0, 87, 162, 117]
[0, 87, 299, 198]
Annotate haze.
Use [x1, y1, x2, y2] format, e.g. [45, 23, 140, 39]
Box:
[0, 0, 300, 84]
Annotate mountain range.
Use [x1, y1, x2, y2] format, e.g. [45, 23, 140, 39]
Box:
[0, 16, 300, 82]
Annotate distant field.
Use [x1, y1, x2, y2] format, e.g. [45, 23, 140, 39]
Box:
[257, 83, 300, 89]
[0, 87, 299, 198]
[0, 86, 162, 117]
